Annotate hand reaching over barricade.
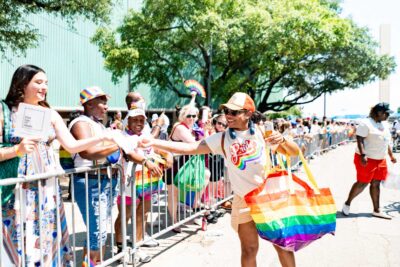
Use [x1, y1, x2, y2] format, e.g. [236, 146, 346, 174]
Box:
[139, 136, 154, 148]
[144, 158, 163, 176]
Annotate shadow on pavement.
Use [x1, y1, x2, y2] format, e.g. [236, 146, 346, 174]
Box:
[336, 211, 373, 219]
[384, 201, 400, 215]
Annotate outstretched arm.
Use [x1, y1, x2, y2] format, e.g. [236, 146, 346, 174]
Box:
[143, 138, 212, 155]
[53, 110, 114, 154]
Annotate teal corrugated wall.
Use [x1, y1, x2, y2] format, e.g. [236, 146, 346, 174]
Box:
[0, 3, 135, 110]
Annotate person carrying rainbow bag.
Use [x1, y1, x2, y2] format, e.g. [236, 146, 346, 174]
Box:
[140, 92, 336, 267]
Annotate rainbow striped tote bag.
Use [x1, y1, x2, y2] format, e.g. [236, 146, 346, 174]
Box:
[135, 157, 165, 199]
[244, 151, 336, 252]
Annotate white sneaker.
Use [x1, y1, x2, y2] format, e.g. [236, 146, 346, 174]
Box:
[342, 203, 350, 216]
[142, 233, 159, 247]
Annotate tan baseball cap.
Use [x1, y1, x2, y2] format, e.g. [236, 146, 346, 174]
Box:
[220, 92, 256, 112]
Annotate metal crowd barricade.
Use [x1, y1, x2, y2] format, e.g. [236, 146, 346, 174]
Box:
[126, 153, 232, 265]
[0, 164, 129, 267]
[289, 130, 350, 169]
[0, 130, 352, 266]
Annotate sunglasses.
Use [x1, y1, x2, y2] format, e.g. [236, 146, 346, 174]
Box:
[223, 108, 246, 116]
[186, 114, 197, 118]
[216, 121, 227, 128]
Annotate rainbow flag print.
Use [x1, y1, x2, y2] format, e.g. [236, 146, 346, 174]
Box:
[184, 79, 206, 98]
[135, 169, 164, 199]
[230, 140, 262, 170]
[244, 170, 336, 252]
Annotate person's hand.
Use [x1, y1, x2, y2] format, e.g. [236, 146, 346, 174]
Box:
[165, 155, 173, 169]
[265, 131, 284, 145]
[204, 120, 213, 131]
[145, 160, 163, 176]
[360, 155, 367, 166]
[17, 137, 40, 155]
[139, 137, 154, 148]
[390, 156, 397, 164]
[156, 116, 165, 126]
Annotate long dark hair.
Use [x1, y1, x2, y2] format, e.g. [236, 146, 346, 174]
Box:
[4, 64, 50, 108]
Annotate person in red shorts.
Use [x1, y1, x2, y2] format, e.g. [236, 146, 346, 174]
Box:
[342, 102, 397, 219]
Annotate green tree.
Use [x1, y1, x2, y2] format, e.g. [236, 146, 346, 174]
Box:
[93, 0, 396, 111]
[266, 106, 303, 120]
[0, 0, 114, 56]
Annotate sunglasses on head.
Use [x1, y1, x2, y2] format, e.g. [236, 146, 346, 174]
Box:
[186, 114, 197, 118]
[223, 108, 246, 116]
[216, 121, 227, 127]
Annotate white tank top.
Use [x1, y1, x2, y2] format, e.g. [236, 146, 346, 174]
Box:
[68, 115, 107, 168]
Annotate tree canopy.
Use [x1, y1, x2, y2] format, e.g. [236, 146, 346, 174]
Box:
[0, 0, 114, 56]
[93, 0, 396, 111]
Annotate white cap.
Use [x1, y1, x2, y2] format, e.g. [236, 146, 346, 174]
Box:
[151, 114, 159, 121]
[126, 109, 147, 119]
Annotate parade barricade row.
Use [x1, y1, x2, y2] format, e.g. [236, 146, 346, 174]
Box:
[0, 131, 350, 266]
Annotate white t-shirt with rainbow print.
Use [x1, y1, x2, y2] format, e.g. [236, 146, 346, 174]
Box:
[205, 128, 267, 197]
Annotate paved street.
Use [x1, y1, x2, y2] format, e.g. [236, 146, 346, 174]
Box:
[136, 143, 400, 267]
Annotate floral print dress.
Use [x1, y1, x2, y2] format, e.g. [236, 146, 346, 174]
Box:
[2, 108, 72, 266]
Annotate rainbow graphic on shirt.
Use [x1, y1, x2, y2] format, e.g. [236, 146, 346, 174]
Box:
[230, 139, 263, 170]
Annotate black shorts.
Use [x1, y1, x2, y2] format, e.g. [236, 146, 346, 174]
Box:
[209, 154, 225, 182]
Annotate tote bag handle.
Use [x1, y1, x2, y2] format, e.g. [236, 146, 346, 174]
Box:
[297, 150, 320, 194]
[275, 151, 318, 195]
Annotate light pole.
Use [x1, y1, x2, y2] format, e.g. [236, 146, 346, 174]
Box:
[206, 37, 212, 107]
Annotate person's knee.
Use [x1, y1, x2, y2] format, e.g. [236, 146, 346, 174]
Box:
[355, 181, 368, 189]
[370, 180, 381, 186]
[241, 243, 258, 258]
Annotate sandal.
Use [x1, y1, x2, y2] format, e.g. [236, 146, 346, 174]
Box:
[213, 209, 227, 218]
[220, 201, 232, 210]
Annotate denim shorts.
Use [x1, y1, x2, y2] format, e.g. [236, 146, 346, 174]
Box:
[73, 173, 119, 250]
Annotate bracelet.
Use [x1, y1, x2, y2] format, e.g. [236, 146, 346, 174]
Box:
[14, 146, 24, 158]
[153, 125, 162, 129]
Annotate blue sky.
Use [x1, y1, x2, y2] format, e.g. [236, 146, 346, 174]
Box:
[302, 0, 400, 117]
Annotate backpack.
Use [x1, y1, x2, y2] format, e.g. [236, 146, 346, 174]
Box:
[0, 100, 19, 205]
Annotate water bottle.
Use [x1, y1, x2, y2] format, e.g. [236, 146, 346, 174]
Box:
[202, 215, 207, 231]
